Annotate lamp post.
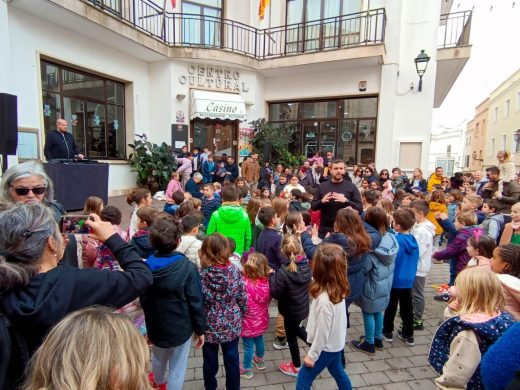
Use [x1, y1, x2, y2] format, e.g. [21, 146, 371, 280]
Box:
[414, 50, 431, 92]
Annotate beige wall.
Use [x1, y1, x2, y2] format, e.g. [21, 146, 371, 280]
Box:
[463, 98, 488, 172]
[483, 68, 520, 172]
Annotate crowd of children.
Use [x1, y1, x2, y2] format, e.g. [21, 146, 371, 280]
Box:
[12, 149, 520, 390]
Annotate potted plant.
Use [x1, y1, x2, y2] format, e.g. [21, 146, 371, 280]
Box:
[128, 134, 177, 193]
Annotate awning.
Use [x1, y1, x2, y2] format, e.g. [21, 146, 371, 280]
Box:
[190, 90, 247, 121]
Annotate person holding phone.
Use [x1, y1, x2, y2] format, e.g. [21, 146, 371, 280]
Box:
[0, 203, 153, 389]
[311, 160, 363, 238]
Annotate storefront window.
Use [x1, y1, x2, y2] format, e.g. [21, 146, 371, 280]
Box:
[303, 101, 337, 118]
[40, 60, 126, 160]
[269, 102, 299, 121]
[343, 97, 378, 118]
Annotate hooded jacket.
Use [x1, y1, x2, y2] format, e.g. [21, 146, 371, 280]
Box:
[434, 227, 483, 273]
[411, 220, 436, 277]
[481, 213, 505, 242]
[270, 257, 312, 322]
[201, 196, 221, 226]
[427, 202, 448, 235]
[140, 253, 206, 348]
[0, 234, 153, 362]
[206, 203, 252, 255]
[392, 233, 419, 289]
[131, 228, 154, 259]
[241, 276, 270, 338]
[176, 235, 202, 269]
[497, 274, 520, 320]
[300, 231, 369, 307]
[358, 231, 399, 313]
[200, 263, 247, 344]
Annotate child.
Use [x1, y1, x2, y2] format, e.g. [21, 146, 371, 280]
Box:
[426, 189, 447, 247]
[497, 150, 516, 196]
[201, 183, 221, 226]
[382, 209, 419, 346]
[272, 197, 289, 231]
[259, 186, 272, 201]
[499, 201, 520, 245]
[446, 190, 463, 222]
[213, 181, 222, 197]
[83, 195, 103, 216]
[410, 200, 435, 330]
[352, 206, 399, 355]
[433, 211, 482, 275]
[307, 188, 321, 229]
[140, 217, 205, 390]
[270, 234, 312, 376]
[283, 211, 305, 235]
[461, 194, 485, 224]
[238, 186, 251, 206]
[296, 243, 352, 390]
[228, 238, 242, 271]
[282, 176, 306, 199]
[206, 185, 251, 255]
[274, 174, 287, 197]
[240, 253, 271, 379]
[200, 233, 247, 390]
[176, 214, 202, 269]
[130, 206, 158, 259]
[256, 206, 286, 270]
[215, 161, 227, 183]
[289, 189, 307, 212]
[165, 171, 182, 202]
[164, 190, 184, 216]
[429, 268, 514, 389]
[95, 205, 128, 271]
[361, 190, 380, 214]
[480, 199, 505, 242]
[127, 188, 152, 239]
[246, 198, 262, 248]
[202, 154, 217, 184]
[491, 244, 520, 320]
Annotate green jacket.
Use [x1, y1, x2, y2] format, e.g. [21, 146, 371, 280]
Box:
[206, 203, 252, 255]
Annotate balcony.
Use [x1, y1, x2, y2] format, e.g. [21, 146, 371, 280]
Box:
[80, 0, 385, 61]
[434, 10, 472, 107]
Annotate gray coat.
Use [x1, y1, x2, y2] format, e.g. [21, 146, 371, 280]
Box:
[357, 232, 399, 314]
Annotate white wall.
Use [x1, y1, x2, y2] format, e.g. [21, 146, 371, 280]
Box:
[7, 7, 152, 193]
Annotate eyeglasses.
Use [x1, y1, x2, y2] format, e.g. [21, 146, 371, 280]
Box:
[442, 181, 449, 184]
[364, 170, 371, 173]
[381, 173, 388, 175]
[11, 186, 47, 196]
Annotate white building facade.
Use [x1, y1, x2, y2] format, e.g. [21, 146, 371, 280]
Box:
[0, 0, 471, 195]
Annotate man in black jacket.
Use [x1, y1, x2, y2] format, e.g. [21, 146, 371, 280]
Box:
[44, 119, 84, 160]
[311, 160, 363, 238]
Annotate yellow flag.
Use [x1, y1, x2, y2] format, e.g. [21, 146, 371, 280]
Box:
[259, 0, 270, 20]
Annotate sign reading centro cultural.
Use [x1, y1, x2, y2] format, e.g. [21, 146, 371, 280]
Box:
[179, 65, 249, 92]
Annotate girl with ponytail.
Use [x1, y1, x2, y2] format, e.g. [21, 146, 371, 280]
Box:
[270, 234, 312, 376]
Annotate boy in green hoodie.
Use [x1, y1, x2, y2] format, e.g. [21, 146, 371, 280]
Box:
[207, 184, 252, 255]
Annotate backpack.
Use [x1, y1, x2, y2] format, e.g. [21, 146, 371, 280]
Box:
[0, 312, 30, 390]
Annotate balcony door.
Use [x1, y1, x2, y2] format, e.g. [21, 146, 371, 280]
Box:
[182, 0, 222, 46]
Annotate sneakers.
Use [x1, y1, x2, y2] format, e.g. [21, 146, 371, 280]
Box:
[351, 339, 375, 355]
[240, 367, 253, 379]
[397, 330, 415, 346]
[253, 355, 266, 371]
[413, 319, 424, 330]
[374, 338, 384, 350]
[279, 361, 300, 377]
[148, 373, 167, 390]
[382, 332, 394, 342]
[273, 337, 289, 350]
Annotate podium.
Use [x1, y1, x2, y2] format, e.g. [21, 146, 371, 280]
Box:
[44, 161, 109, 211]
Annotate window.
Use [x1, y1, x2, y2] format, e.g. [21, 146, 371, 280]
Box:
[475, 122, 479, 138]
[269, 96, 378, 165]
[464, 155, 470, 168]
[40, 60, 126, 159]
[447, 144, 452, 157]
[182, 0, 222, 46]
[504, 99, 510, 119]
[490, 138, 495, 157]
[502, 134, 507, 150]
[492, 106, 498, 123]
[516, 91, 520, 111]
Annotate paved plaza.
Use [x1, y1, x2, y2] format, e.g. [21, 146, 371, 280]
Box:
[107, 195, 446, 390]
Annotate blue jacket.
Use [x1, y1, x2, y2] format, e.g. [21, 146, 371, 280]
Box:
[201, 196, 221, 226]
[185, 178, 202, 199]
[256, 228, 286, 270]
[392, 233, 419, 289]
[301, 231, 368, 306]
[202, 161, 216, 183]
[357, 231, 399, 313]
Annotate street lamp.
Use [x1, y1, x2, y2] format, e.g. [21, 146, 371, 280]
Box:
[414, 50, 431, 92]
[514, 129, 520, 144]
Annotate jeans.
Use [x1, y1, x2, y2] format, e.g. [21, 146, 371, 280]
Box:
[242, 335, 265, 370]
[202, 338, 240, 390]
[284, 316, 309, 368]
[412, 276, 426, 320]
[383, 288, 414, 338]
[296, 351, 352, 390]
[449, 258, 457, 286]
[362, 311, 383, 344]
[152, 338, 192, 390]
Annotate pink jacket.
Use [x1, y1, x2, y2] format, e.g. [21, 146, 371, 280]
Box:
[166, 178, 182, 199]
[241, 276, 270, 338]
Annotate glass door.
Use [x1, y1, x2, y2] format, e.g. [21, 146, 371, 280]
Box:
[303, 121, 319, 157]
[357, 119, 376, 164]
[319, 120, 337, 155]
[193, 119, 237, 157]
[85, 102, 107, 158]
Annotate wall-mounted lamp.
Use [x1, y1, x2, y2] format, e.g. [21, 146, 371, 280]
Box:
[414, 50, 430, 92]
[176, 93, 186, 100]
[514, 129, 520, 144]
[472, 151, 483, 162]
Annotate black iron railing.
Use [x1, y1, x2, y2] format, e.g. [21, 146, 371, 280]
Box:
[439, 10, 472, 48]
[81, 0, 386, 59]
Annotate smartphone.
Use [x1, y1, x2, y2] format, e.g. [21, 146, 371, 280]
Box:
[60, 215, 92, 234]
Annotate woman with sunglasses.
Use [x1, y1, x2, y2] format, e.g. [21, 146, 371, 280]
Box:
[408, 168, 427, 194]
[352, 167, 364, 188]
[378, 170, 390, 190]
[363, 167, 377, 184]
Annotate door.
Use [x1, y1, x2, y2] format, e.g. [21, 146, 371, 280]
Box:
[192, 119, 238, 157]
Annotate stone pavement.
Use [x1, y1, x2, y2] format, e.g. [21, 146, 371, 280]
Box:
[104, 195, 447, 390]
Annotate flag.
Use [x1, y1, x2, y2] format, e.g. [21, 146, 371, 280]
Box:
[259, 0, 270, 20]
[171, 0, 176, 9]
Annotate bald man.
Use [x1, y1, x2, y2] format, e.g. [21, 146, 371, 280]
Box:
[44, 119, 84, 160]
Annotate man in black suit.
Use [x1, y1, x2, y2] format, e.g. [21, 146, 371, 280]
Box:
[44, 119, 84, 160]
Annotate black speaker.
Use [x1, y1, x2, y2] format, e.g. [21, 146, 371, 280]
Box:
[0, 93, 18, 155]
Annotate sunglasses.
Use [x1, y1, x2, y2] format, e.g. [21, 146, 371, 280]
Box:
[11, 186, 47, 196]
[442, 181, 449, 184]
[364, 170, 371, 173]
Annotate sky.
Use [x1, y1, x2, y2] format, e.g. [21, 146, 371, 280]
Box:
[432, 0, 520, 134]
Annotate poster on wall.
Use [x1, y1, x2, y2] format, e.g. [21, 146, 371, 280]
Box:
[238, 126, 254, 158]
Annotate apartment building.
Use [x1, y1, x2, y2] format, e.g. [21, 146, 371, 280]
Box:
[463, 97, 488, 172]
